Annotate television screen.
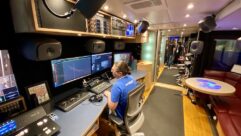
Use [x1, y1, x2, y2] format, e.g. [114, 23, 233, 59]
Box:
[51, 55, 91, 88]
[91, 52, 112, 74]
[0, 50, 20, 104]
[114, 52, 131, 66]
[126, 23, 134, 37]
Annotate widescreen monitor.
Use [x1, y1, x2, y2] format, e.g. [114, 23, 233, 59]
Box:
[114, 52, 131, 66]
[91, 52, 112, 74]
[51, 55, 91, 88]
[0, 50, 20, 104]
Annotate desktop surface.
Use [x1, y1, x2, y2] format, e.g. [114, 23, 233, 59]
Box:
[51, 70, 146, 136]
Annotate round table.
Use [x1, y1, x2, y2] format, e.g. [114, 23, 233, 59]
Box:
[185, 77, 236, 96]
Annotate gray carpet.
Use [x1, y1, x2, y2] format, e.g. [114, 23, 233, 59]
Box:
[139, 86, 184, 136]
[158, 69, 179, 85]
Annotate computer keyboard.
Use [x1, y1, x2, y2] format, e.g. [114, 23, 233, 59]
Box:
[90, 81, 112, 94]
[56, 91, 90, 112]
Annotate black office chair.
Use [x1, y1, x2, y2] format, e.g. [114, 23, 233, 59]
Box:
[109, 83, 145, 136]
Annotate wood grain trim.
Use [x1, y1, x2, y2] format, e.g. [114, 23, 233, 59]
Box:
[31, 0, 40, 30]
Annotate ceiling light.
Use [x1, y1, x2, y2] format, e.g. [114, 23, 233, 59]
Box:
[134, 20, 138, 23]
[185, 14, 190, 18]
[183, 24, 187, 27]
[232, 27, 239, 30]
[187, 3, 194, 10]
[168, 29, 171, 32]
[238, 37, 241, 41]
[104, 5, 109, 11]
[123, 14, 127, 19]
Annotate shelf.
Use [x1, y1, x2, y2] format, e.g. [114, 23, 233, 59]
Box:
[10, 0, 135, 40]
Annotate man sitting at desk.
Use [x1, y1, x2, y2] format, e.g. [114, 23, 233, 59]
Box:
[104, 61, 138, 120]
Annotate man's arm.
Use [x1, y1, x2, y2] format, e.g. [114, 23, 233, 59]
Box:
[104, 91, 118, 111]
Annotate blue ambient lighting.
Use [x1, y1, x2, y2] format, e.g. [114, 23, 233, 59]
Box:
[197, 79, 221, 90]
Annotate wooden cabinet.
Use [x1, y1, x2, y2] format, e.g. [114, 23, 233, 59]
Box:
[137, 61, 153, 90]
[10, 0, 135, 40]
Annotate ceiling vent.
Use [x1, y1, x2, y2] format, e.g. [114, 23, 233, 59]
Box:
[123, 0, 162, 9]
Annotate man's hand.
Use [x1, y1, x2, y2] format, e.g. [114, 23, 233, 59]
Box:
[104, 90, 110, 97]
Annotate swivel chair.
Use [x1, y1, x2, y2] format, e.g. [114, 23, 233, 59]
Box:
[109, 83, 145, 136]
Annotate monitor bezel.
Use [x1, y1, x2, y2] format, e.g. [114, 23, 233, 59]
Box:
[51, 55, 92, 88]
[91, 52, 113, 74]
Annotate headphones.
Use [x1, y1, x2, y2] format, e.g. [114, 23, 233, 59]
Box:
[89, 94, 103, 102]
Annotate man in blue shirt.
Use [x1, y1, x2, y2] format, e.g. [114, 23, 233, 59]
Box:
[104, 61, 138, 119]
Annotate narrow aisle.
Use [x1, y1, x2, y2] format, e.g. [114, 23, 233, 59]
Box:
[139, 86, 184, 136]
[157, 68, 179, 86]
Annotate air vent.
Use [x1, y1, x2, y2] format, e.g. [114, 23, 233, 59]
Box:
[131, 1, 153, 9]
[122, 0, 143, 5]
[150, 0, 162, 6]
[129, 0, 162, 9]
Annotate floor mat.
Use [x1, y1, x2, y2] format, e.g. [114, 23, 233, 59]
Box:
[157, 69, 179, 85]
[139, 86, 184, 136]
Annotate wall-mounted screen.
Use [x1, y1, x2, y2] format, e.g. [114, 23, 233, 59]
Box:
[126, 23, 134, 37]
[51, 56, 91, 88]
[91, 52, 112, 74]
[114, 52, 132, 66]
[0, 50, 20, 104]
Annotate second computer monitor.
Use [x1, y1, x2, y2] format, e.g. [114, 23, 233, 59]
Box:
[91, 52, 113, 74]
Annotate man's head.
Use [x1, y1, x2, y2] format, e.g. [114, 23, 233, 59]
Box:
[111, 61, 131, 78]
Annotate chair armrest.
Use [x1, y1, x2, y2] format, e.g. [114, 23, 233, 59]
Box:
[109, 114, 124, 126]
[127, 103, 144, 117]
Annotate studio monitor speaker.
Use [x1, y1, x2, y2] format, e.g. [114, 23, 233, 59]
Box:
[22, 39, 62, 61]
[198, 15, 216, 33]
[114, 41, 125, 50]
[190, 41, 204, 55]
[74, 0, 106, 19]
[136, 20, 149, 34]
[85, 39, 105, 53]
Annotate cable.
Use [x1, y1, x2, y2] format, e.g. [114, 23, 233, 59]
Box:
[42, 0, 75, 18]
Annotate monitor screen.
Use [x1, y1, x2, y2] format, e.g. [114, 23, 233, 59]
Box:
[0, 50, 20, 104]
[51, 55, 91, 88]
[91, 52, 112, 74]
[114, 52, 131, 66]
[126, 23, 134, 37]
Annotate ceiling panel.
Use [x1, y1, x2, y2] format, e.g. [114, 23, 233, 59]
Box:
[216, 7, 241, 30]
[104, 0, 241, 36]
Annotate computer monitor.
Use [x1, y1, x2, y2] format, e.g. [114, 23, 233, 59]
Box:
[91, 52, 112, 74]
[51, 55, 91, 88]
[114, 52, 132, 66]
[0, 50, 20, 104]
[126, 23, 135, 37]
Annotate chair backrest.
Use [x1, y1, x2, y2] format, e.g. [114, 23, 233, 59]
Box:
[124, 83, 145, 134]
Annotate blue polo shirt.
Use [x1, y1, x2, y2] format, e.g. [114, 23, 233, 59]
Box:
[111, 75, 138, 119]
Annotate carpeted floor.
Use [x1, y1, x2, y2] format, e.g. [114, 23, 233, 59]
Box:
[157, 69, 179, 85]
[139, 86, 184, 136]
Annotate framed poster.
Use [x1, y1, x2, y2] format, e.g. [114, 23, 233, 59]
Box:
[26, 81, 51, 105]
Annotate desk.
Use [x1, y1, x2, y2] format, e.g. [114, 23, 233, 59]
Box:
[52, 70, 146, 136]
[185, 77, 235, 96]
